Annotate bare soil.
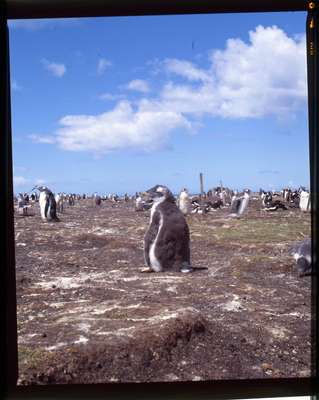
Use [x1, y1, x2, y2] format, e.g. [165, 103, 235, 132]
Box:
[14, 197, 312, 385]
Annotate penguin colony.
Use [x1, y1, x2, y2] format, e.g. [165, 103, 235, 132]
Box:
[14, 183, 313, 277]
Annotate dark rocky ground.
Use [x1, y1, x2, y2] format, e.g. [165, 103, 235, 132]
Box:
[14, 196, 312, 385]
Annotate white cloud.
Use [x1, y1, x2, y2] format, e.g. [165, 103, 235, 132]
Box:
[99, 93, 125, 101]
[126, 79, 150, 93]
[161, 25, 306, 119]
[31, 26, 307, 156]
[164, 59, 211, 82]
[209, 25, 307, 118]
[29, 134, 57, 144]
[14, 176, 28, 186]
[41, 58, 66, 77]
[55, 100, 190, 154]
[97, 58, 112, 75]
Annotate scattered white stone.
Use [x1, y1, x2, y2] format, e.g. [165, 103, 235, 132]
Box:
[74, 335, 89, 344]
[221, 295, 244, 312]
[45, 342, 68, 351]
[78, 322, 91, 333]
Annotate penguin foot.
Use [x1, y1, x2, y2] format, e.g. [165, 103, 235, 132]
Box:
[140, 267, 154, 273]
[180, 264, 193, 273]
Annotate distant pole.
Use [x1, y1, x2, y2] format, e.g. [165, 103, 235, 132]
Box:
[220, 180, 223, 191]
[199, 172, 204, 197]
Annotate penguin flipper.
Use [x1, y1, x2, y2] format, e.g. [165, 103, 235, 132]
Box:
[144, 210, 160, 268]
[44, 194, 50, 219]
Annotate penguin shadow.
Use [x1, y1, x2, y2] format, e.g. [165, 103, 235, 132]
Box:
[14, 209, 36, 218]
[15, 213, 36, 218]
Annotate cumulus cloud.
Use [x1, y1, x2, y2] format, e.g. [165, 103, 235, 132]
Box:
[126, 79, 150, 93]
[41, 58, 66, 77]
[32, 26, 306, 156]
[162, 25, 306, 118]
[99, 93, 125, 101]
[29, 134, 57, 144]
[97, 58, 112, 75]
[164, 59, 211, 82]
[210, 25, 306, 117]
[55, 100, 191, 154]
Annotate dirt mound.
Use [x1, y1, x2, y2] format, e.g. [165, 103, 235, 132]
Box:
[19, 308, 209, 384]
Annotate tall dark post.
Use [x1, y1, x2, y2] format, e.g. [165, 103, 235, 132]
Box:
[306, 1, 318, 391]
[199, 172, 204, 199]
[0, 6, 18, 391]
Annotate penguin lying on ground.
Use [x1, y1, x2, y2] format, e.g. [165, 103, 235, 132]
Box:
[262, 192, 288, 211]
[290, 238, 313, 277]
[33, 185, 60, 222]
[191, 199, 223, 214]
[141, 185, 193, 273]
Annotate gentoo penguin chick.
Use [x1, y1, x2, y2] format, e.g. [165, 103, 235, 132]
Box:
[33, 185, 59, 222]
[291, 238, 313, 277]
[93, 193, 102, 206]
[178, 188, 191, 216]
[230, 190, 250, 217]
[142, 185, 192, 273]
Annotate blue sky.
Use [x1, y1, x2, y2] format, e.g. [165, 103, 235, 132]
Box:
[9, 12, 309, 195]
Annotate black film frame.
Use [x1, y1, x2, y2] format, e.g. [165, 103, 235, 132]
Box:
[1, 0, 318, 399]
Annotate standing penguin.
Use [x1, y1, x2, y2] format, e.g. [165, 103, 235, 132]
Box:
[94, 193, 102, 206]
[178, 188, 191, 216]
[299, 189, 311, 212]
[142, 185, 192, 273]
[33, 185, 59, 222]
[230, 189, 250, 217]
[135, 195, 144, 211]
[55, 193, 64, 213]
